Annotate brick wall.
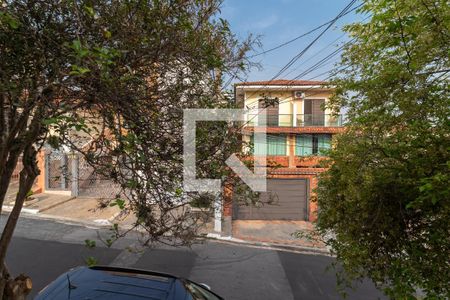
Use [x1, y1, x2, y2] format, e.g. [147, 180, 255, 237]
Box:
[244, 126, 345, 134]
[252, 155, 326, 168]
[224, 166, 325, 222]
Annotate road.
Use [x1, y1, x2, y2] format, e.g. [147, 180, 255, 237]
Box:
[1, 215, 386, 299]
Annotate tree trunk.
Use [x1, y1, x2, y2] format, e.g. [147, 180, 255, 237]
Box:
[0, 147, 38, 300]
[0, 152, 21, 210]
[0, 270, 32, 300]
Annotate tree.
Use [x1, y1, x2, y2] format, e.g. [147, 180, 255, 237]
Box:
[0, 0, 255, 298]
[316, 0, 449, 299]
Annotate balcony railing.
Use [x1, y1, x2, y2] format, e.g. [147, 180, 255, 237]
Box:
[246, 114, 343, 127]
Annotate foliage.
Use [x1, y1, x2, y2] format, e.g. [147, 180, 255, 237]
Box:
[316, 0, 450, 299]
[84, 257, 98, 267]
[84, 240, 96, 249]
[0, 0, 256, 298]
[189, 193, 215, 209]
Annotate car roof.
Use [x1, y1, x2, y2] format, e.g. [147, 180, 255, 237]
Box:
[35, 266, 188, 300]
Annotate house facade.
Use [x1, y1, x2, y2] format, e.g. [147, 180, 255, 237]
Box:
[223, 80, 344, 229]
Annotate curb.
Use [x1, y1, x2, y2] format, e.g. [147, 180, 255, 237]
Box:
[3, 210, 330, 256]
[206, 233, 331, 255]
[2, 206, 39, 215]
[1, 210, 112, 229]
[35, 213, 115, 229]
[2, 196, 76, 214]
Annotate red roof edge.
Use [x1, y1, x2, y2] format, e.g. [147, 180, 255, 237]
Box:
[235, 79, 328, 86]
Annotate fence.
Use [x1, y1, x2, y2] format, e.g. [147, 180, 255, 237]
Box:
[246, 114, 343, 127]
[45, 149, 121, 199]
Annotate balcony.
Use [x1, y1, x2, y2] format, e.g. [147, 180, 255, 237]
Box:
[246, 114, 343, 127]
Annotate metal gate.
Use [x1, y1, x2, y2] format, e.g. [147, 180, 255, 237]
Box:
[77, 156, 121, 199]
[45, 150, 71, 191]
[233, 179, 309, 221]
[45, 149, 120, 198]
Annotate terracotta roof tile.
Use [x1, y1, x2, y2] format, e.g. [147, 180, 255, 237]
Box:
[235, 79, 327, 86]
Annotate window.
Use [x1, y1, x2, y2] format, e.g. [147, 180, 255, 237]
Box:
[317, 134, 332, 155]
[303, 99, 325, 126]
[251, 134, 286, 156]
[258, 98, 279, 126]
[295, 134, 313, 156]
[295, 134, 331, 156]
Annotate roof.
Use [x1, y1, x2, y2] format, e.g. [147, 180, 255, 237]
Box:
[235, 79, 327, 86]
[35, 266, 184, 300]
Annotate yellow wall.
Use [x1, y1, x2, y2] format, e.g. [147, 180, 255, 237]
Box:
[244, 89, 333, 116]
[240, 87, 335, 157]
[244, 91, 293, 112]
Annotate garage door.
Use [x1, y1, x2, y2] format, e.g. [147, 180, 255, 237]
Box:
[233, 179, 308, 220]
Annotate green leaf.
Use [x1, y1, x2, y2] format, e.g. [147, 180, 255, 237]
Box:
[42, 117, 59, 125]
[104, 30, 112, 39]
[84, 5, 95, 17]
[0, 12, 20, 29]
[84, 239, 96, 249]
[70, 65, 91, 76]
[105, 239, 113, 248]
[70, 40, 90, 58]
[175, 188, 183, 197]
[109, 198, 125, 209]
[85, 256, 97, 267]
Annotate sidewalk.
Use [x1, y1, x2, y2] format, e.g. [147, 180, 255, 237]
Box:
[3, 191, 328, 254]
[230, 220, 328, 253]
[3, 192, 74, 214]
[3, 192, 131, 226]
[42, 197, 124, 225]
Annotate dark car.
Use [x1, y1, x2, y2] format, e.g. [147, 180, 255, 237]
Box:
[35, 266, 223, 300]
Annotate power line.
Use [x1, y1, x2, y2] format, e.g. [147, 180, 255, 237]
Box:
[237, 0, 361, 128]
[271, 0, 358, 81]
[249, 3, 362, 58]
[240, 0, 358, 117]
[282, 32, 348, 78]
[291, 39, 353, 80]
[282, 13, 370, 80]
[305, 65, 351, 81]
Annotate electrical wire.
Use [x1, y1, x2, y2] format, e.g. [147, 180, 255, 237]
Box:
[270, 0, 358, 81]
[240, 0, 359, 106]
[238, 0, 359, 127]
[282, 32, 348, 78]
[249, 3, 362, 58]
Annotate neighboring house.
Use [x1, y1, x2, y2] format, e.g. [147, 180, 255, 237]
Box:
[19, 143, 121, 200]
[223, 79, 344, 226]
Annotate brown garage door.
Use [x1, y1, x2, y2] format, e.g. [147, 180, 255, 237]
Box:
[233, 179, 308, 220]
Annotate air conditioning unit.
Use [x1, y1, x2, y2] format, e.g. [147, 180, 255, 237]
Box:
[294, 91, 305, 99]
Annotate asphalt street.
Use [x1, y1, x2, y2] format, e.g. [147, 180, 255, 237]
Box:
[1, 215, 386, 299]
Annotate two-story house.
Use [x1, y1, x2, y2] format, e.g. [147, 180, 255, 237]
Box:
[223, 80, 344, 229]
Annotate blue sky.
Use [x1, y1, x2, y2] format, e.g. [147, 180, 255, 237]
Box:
[219, 0, 364, 83]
